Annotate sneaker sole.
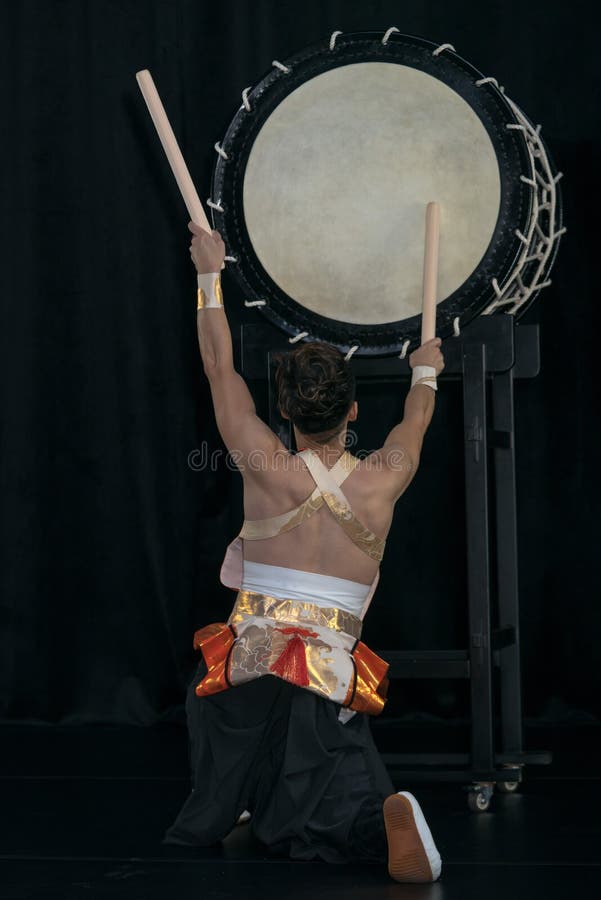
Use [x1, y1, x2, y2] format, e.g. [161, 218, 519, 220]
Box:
[383, 791, 442, 883]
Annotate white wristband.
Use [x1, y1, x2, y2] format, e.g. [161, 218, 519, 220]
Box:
[411, 364, 438, 391]
[197, 272, 223, 309]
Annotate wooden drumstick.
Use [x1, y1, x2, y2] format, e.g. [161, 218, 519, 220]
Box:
[421, 201, 440, 344]
[135, 69, 212, 234]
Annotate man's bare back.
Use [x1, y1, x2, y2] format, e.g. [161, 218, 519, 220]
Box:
[241, 451, 402, 585]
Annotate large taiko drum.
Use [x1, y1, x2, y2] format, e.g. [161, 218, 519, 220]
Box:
[209, 30, 564, 356]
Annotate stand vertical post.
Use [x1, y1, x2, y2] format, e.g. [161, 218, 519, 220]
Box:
[492, 366, 524, 754]
[463, 340, 494, 772]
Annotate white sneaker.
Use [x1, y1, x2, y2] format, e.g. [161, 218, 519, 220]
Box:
[236, 810, 251, 825]
[383, 791, 442, 883]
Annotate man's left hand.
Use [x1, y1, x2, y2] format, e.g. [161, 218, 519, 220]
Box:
[189, 221, 225, 274]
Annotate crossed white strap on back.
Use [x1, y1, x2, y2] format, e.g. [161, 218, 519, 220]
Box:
[239, 449, 358, 540]
[300, 450, 386, 565]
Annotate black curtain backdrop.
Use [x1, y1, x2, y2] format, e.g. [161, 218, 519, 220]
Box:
[0, 0, 598, 726]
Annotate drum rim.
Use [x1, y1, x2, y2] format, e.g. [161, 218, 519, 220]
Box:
[211, 31, 554, 356]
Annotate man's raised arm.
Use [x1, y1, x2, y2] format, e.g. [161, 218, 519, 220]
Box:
[189, 223, 233, 373]
[188, 221, 284, 463]
[371, 338, 445, 500]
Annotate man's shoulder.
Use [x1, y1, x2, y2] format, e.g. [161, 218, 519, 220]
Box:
[351, 449, 416, 501]
[352, 448, 414, 474]
[239, 447, 306, 480]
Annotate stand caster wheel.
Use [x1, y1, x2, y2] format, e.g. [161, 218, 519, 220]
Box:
[497, 780, 519, 793]
[498, 765, 522, 793]
[467, 783, 494, 812]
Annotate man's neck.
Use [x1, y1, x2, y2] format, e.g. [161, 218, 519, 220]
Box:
[294, 431, 347, 467]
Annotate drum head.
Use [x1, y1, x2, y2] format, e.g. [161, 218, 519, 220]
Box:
[212, 32, 533, 355]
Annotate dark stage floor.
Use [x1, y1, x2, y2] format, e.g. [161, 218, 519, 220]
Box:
[1, 723, 599, 899]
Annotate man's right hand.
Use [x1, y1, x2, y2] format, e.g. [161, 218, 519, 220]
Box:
[409, 337, 445, 376]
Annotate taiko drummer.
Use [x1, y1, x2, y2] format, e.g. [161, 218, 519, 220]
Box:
[162, 224, 445, 884]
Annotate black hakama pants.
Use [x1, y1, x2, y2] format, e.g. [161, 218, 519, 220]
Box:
[162, 657, 395, 864]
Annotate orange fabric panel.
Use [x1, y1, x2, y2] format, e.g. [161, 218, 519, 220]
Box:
[192, 623, 234, 697]
[349, 641, 390, 715]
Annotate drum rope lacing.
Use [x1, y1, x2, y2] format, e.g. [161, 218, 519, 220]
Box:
[480, 92, 566, 314]
[240, 61, 291, 114]
[211, 30, 565, 352]
[381, 27, 400, 45]
[330, 28, 457, 57]
[206, 197, 224, 213]
[432, 43, 456, 56]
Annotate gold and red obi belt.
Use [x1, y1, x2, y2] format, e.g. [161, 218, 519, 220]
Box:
[191, 589, 389, 716]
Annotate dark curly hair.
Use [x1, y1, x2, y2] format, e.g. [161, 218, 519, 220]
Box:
[274, 341, 356, 442]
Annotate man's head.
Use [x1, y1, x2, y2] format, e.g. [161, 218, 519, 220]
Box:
[275, 341, 357, 446]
